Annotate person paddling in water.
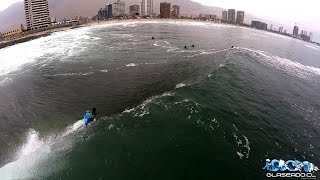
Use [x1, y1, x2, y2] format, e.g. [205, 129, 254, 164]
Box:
[84, 108, 97, 125]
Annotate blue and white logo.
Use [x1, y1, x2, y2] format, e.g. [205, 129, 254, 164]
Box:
[263, 159, 319, 172]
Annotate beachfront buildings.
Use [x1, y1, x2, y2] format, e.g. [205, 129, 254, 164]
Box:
[279, 27, 283, 33]
[106, 4, 113, 18]
[98, 4, 113, 19]
[251, 21, 268, 30]
[141, 0, 153, 16]
[171, 5, 180, 18]
[293, 25, 299, 37]
[24, 0, 50, 30]
[1, 29, 23, 38]
[113, 0, 125, 17]
[160, 2, 171, 18]
[236, 11, 245, 24]
[228, 9, 236, 24]
[129, 4, 140, 16]
[222, 11, 228, 20]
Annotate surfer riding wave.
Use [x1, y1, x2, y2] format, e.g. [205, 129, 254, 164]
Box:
[83, 108, 97, 125]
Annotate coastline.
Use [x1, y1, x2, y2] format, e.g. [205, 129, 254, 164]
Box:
[1, 19, 318, 50]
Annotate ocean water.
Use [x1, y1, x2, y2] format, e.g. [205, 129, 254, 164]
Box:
[0, 20, 319, 179]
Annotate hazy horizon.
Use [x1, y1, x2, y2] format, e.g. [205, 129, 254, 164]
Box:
[0, 0, 319, 41]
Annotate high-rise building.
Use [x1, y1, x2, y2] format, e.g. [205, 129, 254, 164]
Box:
[251, 21, 268, 30]
[160, 2, 171, 18]
[171, 5, 180, 19]
[112, 0, 125, 16]
[98, 8, 108, 19]
[293, 25, 299, 37]
[222, 11, 228, 20]
[147, 0, 153, 16]
[129, 4, 140, 15]
[236, 11, 244, 24]
[228, 9, 236, 23]
[279, 27, 283, 33]
[106, 4, 113, 18]
[141, 0, 153, 16]
[141, 0, 146, 15]
[236, 11, 245, 24]
[24, 0, 50, 30]
[98, 4, 113, 19]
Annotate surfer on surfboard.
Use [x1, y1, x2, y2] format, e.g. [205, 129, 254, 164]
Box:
[84, 108, 97, 125]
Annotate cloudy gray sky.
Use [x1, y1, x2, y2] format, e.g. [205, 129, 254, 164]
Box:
[192, 0, 320, 32]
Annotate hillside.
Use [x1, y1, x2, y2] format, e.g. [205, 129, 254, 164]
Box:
[0, 0, 239, 31]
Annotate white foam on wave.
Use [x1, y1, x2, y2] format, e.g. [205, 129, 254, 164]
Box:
[175, 83, 186, 89]
[305, 44, 320, 51]
[53, 72, 94, 76]
[233, 132, 250, 159]
[126, 63, 138, 67]
[99, 70, 108, 73]
[0, 27, 93, 76]
[121, 92, 174, 117]
[0, 77, 13, 87]
[123, 108, 135, 113]
[236, 152, 244, 159]
[122, 23, 138, 28]
[0, 119, 85, 179]
[18, 130, 45, 158]
[240, 47, 320, 80]
[187, 49, 227, 58]
[110, 33, 134, 38]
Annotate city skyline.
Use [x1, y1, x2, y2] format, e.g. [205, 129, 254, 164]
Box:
[0, 0, 319, 31]
[0, 0, 319, 41]
[191, 0, 320, 33]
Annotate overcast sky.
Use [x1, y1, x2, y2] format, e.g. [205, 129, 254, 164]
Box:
[192, 0, 319, 31]
[1, 0, 319, 32]
[0, 0, 21, 11]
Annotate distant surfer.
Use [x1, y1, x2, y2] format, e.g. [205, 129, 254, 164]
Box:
[184, 46, 188, 49]
[84, 108, 97, 125]
[231, 46, 234, 49]
[191, 44, 195, 48]
[152, 37, 155, 40]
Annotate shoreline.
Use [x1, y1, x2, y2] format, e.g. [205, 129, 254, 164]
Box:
[0, 19, 318, 50]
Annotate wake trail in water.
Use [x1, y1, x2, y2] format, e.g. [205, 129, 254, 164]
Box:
[0, 119, 85, 179]
[237, 47, 320, 80]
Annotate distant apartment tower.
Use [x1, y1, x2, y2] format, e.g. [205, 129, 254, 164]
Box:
[98, 4, 113, 19]
[222, 11, 228, 20]
[279, 27, 283, 33]
[228, 9, 236, 23]
[113, 0, 125, 16]
[106, 4, 113, 18]
[171, 5, 180, 18]
[98, 8, 108, 19]
[24, 0, 50, 30]
[251, 21, 268, 30]
[236, 11, 245, 24]
[293, 25, 299, 37]
[160, 2, 171, 18]
[129, 4, 140, 15]
[141, 0, 153, 16]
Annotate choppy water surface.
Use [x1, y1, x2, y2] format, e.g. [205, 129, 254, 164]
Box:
[0, 20, 319, 179]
